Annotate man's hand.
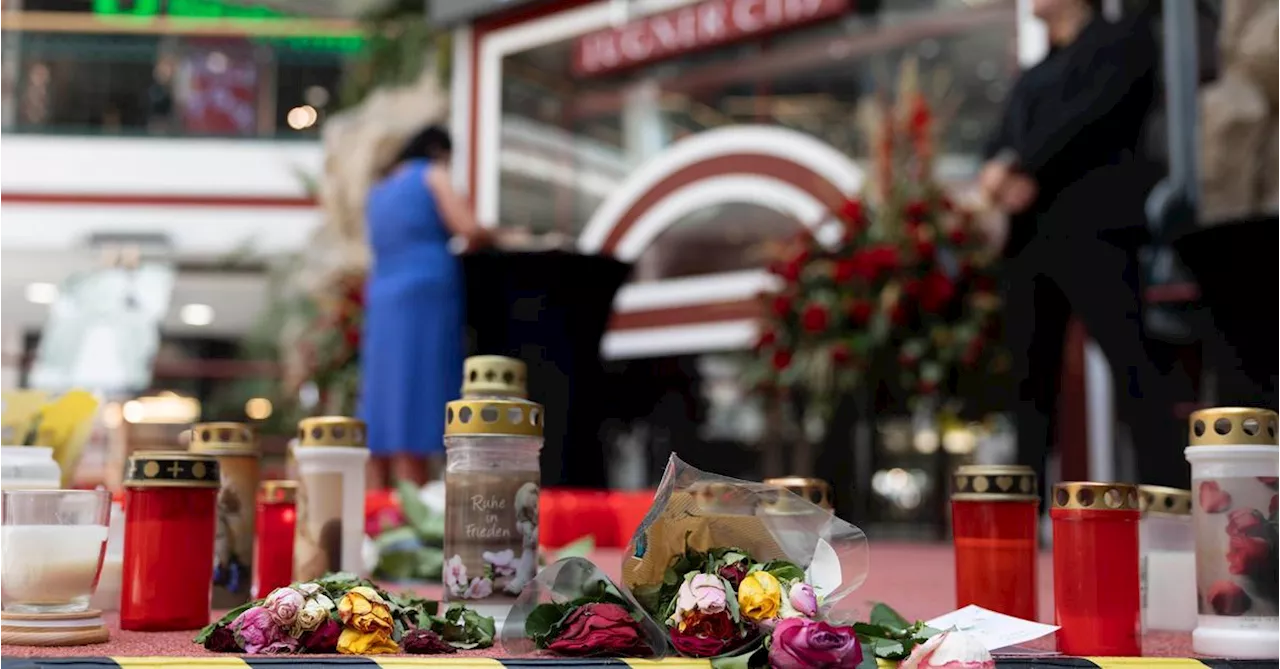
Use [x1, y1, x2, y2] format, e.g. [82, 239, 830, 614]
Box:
[998, 174, 1038, 214]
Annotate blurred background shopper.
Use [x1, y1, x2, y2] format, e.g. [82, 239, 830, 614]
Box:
[359, 126, 489, 489]
[979, 0, 1187, 503]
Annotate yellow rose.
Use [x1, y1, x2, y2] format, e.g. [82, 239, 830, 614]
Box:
[337, 627, 399, 655]
[338, 586, 394, 635]
[737, 571, 782, 621]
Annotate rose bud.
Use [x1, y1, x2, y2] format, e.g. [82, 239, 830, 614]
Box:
[769, 618, 861, 669]
[900, 630, 994, 669]
[1198, 481, 1232, 514]
[788, 582, 818, 617]
[402, 628, 454, 655]
[547, 602, 652, 657]
[1208, 579, 1252, 616]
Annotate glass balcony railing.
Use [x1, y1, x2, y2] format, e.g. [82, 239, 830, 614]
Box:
[2, 29, 360, 138]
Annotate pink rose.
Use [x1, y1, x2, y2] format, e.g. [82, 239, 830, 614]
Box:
[263, 586, 304, 627]
[1227, 535, 1270, 576]
[1199, 481, 1232, 514]
[900, 630, 994, 669]
[671, 573, 726, 624]
[788, 582, 818, 617]
[1208, 580, 1252, 616]
[769, 618, 861, 669]
[232, 606, 296, 654]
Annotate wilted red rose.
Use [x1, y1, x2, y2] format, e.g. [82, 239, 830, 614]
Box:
[771, 295, 793, 318]
[904, 200, 929, 220]
[847, 300, 873, 325]
[545, 603, 652, 657]
[1208, 580, 1252, 616]
[918, 272, 956, 314]
[769, 618, 862, 669]
[669, 611, 743, 657]
[1200, 481, 1233, 514]
[772, 349, 793, 371]
[830, 343, 852, 365]
[1227, 509, 1266, 538]
[1227, 535, 1270, 576]
[801, 303, 830, 333]
[718, 561, 748, 589]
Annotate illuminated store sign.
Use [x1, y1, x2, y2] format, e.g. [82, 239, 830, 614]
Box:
[573, 0, 850, 76]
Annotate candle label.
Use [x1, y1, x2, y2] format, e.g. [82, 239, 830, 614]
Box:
[1193, 476, 1278, 619]
[212, 455, 259, 608]
[444, 471, 539, 602]
[295, 472, 343, 582]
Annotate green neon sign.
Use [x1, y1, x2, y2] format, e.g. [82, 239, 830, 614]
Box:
[92, 0, 366, 53]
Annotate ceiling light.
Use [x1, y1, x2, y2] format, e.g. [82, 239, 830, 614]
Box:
[179, 303, 215, 326]
[287, 105, 318, 130]
[25, 282, 58, 304]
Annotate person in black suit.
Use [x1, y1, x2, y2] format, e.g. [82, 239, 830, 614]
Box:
[980, 0, 1187, 503]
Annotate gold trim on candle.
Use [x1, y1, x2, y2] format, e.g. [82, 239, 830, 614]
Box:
[444, 399, 543, 437]
[296, 416, 367, 448]
[1189, 407, 1278, 447]
[1138, 485, 1191, 516]
[124, 450, 220, 488]
[189, 421, 258, 456]
[952, 464, 1038, 502]
[1052, 482, 1140, 512]
[462, 355, 528, 399]
[259, 480, 298, 504]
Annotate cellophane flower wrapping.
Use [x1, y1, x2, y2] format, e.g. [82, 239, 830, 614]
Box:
[500, 557, 670, 658]
[623, 455, 870, 624]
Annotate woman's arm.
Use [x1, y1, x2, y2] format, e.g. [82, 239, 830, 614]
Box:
[425, 166, 490, 246]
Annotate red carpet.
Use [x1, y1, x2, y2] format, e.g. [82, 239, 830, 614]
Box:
[2, 542, 1194, 658]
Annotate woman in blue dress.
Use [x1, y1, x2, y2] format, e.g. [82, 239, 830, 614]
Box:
[360, 126, 488, 489]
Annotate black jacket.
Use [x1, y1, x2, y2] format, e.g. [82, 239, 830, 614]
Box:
[986, 10, 1159, 256]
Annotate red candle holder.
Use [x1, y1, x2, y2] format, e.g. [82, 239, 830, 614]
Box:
[951, 465, 1039, 620]
[1051, 482, 1142, 656]
[120, 451, 220, 632]
[252, 480, 298, 599]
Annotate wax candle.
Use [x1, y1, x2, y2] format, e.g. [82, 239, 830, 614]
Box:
[443, 398, 543, 621]
[120, 451, 220, 631]
[1138, 485, 1195, 632]
[189, 422, 260, 608]
[951, 465, 1039, 621]
[1051, 482, 1141, 656]
[253, 480, 297, 599]
[293, 417, 369, 581]
[1185, 407, 1279, 659]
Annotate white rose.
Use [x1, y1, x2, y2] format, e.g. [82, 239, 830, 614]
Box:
[294, 598, 331, 634]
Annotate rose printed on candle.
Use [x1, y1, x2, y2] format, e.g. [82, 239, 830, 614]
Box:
[1195, 476, 1279, 617]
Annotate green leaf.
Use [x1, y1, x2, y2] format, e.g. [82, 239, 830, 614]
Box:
[762, 560, 805, 584]
[720, 576, 741, 623]
[525, 603, 569, 646]
[852, 622, 892, 639]
[396, 479, 436, 536]
[855, 642, 879, 669]
[374, 526, 420, 550]
[554, 535, 596, 561]
[709, 637, 766, 669]
[429, 604, 496, 649]
[872, 637, 906, 659]
[869, 602, 910, 632]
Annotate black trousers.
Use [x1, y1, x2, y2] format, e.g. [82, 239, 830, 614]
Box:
[1003, 232, 1190, 505]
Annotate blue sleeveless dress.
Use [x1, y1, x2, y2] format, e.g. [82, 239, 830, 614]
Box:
[359, 160, 463, 456]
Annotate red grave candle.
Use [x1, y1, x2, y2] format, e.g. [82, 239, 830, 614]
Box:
[951, 465, 1039, 620]
[252, 480, 298, 599]
[120, 451, 220, 631]
[1051, 482, 1142, 656]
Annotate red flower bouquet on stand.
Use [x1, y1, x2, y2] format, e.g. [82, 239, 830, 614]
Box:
[752, 62, 1004, 412]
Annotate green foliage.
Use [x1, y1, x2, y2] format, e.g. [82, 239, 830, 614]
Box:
[338, 0, 451, 111]
[853, 602, 941, 661]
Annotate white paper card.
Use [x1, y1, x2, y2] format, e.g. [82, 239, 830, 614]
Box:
[925, 605, 1059, 650]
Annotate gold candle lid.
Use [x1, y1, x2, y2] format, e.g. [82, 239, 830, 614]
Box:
[764, 477, 834, 510]
[189, 422, 258, 456]
[1052, 482, 1140, 512]
[259, 480, 298, 503]
[444, 399, 543, 437]
[125, 450, 220, 489]
[1139, 485, 1191, 516]
[462, 355, 528, 398]
[297, 416, 367, 447]
[952, 464, 1038, 502]
[1189, 407, 1278, 447]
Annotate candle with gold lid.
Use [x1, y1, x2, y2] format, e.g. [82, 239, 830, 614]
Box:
[293, 416, 370, 581]
[120, 450, 220, 631]
[1185, 407, 1278, 659]
[443, 398, 543, 623]
[1138, 485, 1195, 632]
[951, 464, 1038, 620]
[462, 355, 528, 399]
[1051, 481, 1141, 656]
[188, 421, 259, 608]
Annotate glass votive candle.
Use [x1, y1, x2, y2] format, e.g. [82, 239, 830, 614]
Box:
[253, 480, 297, 599]
[951, 465, 1039, 621]
[1, 489, 111, 613]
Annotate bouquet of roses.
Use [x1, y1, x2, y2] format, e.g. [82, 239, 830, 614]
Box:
[623, 456, 870, 668]
[500, 557, 668, 658]
[194, 572, 495, 655]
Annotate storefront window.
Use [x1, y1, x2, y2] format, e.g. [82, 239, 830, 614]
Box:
[495, 0, 1017, 237]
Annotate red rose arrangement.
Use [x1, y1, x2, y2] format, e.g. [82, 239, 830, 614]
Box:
[1200, 478, 1279, 616]
[752, 69, 1002, 409]
[284, 271, 366, 415]
[523, 564, 662, 658]
[630, 547, 863, 668]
